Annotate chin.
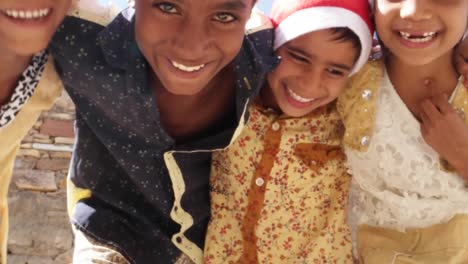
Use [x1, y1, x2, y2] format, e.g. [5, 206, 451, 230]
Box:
[165, 84, 205, 96]
[397, 55, 438, 66]
[280, 108, 307, 118]
[12, 43, 48, 56]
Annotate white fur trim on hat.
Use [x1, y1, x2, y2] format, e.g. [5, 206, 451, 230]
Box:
[274, 6, 373, 75]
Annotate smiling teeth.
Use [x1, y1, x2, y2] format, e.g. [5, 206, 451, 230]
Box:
[399, 31, 436, 43]
[171, 61, 205, 72]
[287, 88, 315, 103]
[4, 8, 50, 19]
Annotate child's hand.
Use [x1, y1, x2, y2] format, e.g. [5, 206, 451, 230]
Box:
[454, 36, 468, 87]
[420, 94, 468, 180]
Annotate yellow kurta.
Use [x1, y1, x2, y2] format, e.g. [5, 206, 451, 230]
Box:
[204, 102, 353, 264]
[0, 57, 62, 264]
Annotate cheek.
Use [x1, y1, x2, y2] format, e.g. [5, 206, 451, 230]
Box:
[328, 81, 347, 99]
[273, 58, 299, 78]
[135, 17, 163, 49]
[58, 0, 72, 14]
[267, 65, 289, 88]
[216, 28, 245, 60]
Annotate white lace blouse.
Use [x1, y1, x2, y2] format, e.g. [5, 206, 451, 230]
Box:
[345, 70, 468, 232]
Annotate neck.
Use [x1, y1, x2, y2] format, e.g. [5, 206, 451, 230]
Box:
[0, 51, 32, 105]
[386, 50, 459, 97]
[156, 66, 233, 106]
[153, 65, 236, 141]
[385, 50, 459, 119]
[259, 82, 281, 113]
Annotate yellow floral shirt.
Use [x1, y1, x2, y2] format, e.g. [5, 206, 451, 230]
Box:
[204, 102, 353, 264]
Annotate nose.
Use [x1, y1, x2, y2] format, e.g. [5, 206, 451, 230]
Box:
[297, 68, 327, 98]
[400, 0, 432, 21]
[172, 17, 212, 58]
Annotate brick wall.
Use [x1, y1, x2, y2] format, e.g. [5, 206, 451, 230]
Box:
[8, 92, 75, 264]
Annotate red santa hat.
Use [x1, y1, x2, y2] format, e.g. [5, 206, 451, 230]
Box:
[271, 0, 374, 75]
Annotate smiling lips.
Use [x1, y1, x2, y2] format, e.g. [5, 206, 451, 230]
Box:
[171, 60, 206, 73]
[399, 31, 438, 43]
[2, 8, 51, 20]
[286, 87, 316, 103]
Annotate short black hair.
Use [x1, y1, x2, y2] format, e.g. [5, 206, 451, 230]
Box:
[329, 27, 362, 62]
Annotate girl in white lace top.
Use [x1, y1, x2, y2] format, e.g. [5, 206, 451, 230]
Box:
[337, 0, 468, 263]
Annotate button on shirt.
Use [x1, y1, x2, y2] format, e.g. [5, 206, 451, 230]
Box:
[205, 102, 353, 263]
[49, 9, 277, 264]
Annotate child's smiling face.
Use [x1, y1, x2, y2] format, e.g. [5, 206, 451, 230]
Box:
[0, 0, 71, 56]
[266, 29, 359, 118]
[135, 0, 254, 96]
[375, 0, 468, 66]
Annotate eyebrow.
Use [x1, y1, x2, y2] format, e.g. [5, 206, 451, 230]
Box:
[288, 45, 353, 71]
[213, 0, 248, 11]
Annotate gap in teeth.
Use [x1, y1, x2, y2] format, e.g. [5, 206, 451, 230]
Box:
[171, 61, 205, 72]
[4, 8, 50, 19]
[399, 31, 436, 43]
[287, 88, 315, 103]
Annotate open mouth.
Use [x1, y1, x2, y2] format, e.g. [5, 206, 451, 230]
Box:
[2, 8, 51, 20]
[398, 31, 438, 43]
[286, 87, 316, 103]
[170, 60, 206, 73]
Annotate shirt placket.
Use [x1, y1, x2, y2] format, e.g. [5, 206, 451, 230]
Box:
[238, 119, 283, 264]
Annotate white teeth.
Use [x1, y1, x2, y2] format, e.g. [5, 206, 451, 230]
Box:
[399, 31, 437, 43]
[400, 31, 411, 38]
[423, 32, 436, 37]
[171, 61, 205, 72]
[287, 88, 315, 103]
[3, 8, 50, 20]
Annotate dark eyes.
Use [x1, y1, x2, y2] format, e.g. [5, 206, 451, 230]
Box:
[153, 2, 238, 24]
[154, 2, 178, 13]
[287, 50, 347, 77]
[326, 68, 346, 77]
[214, 13, 237, 23]
[288, 51, 309, 63]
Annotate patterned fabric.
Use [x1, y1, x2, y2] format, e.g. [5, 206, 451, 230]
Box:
[204, 102, 353, 264]
[49, 7, 277, 264]
[337, 59, 468, 169]
[0, 51, 48, 128]
[346, 70, 468, 233]
[0, 57, 63, 264]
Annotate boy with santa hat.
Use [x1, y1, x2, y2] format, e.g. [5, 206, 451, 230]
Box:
[204, 0, 373, 263]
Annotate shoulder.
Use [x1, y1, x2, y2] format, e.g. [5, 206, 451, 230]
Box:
[68, 0, 127, 26]
[337, 59, 384, 150]
[241, 8, 275, 65]
[245, 7, 273, 35]
[52, 1, 128, 46]
[244, 8, 274, 48]
[452, 78, 468, 125]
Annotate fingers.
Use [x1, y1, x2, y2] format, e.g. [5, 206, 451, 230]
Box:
[419, 107, 430, 137]
[431, 94, 454, 115]
[420, 99, 442, 123]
